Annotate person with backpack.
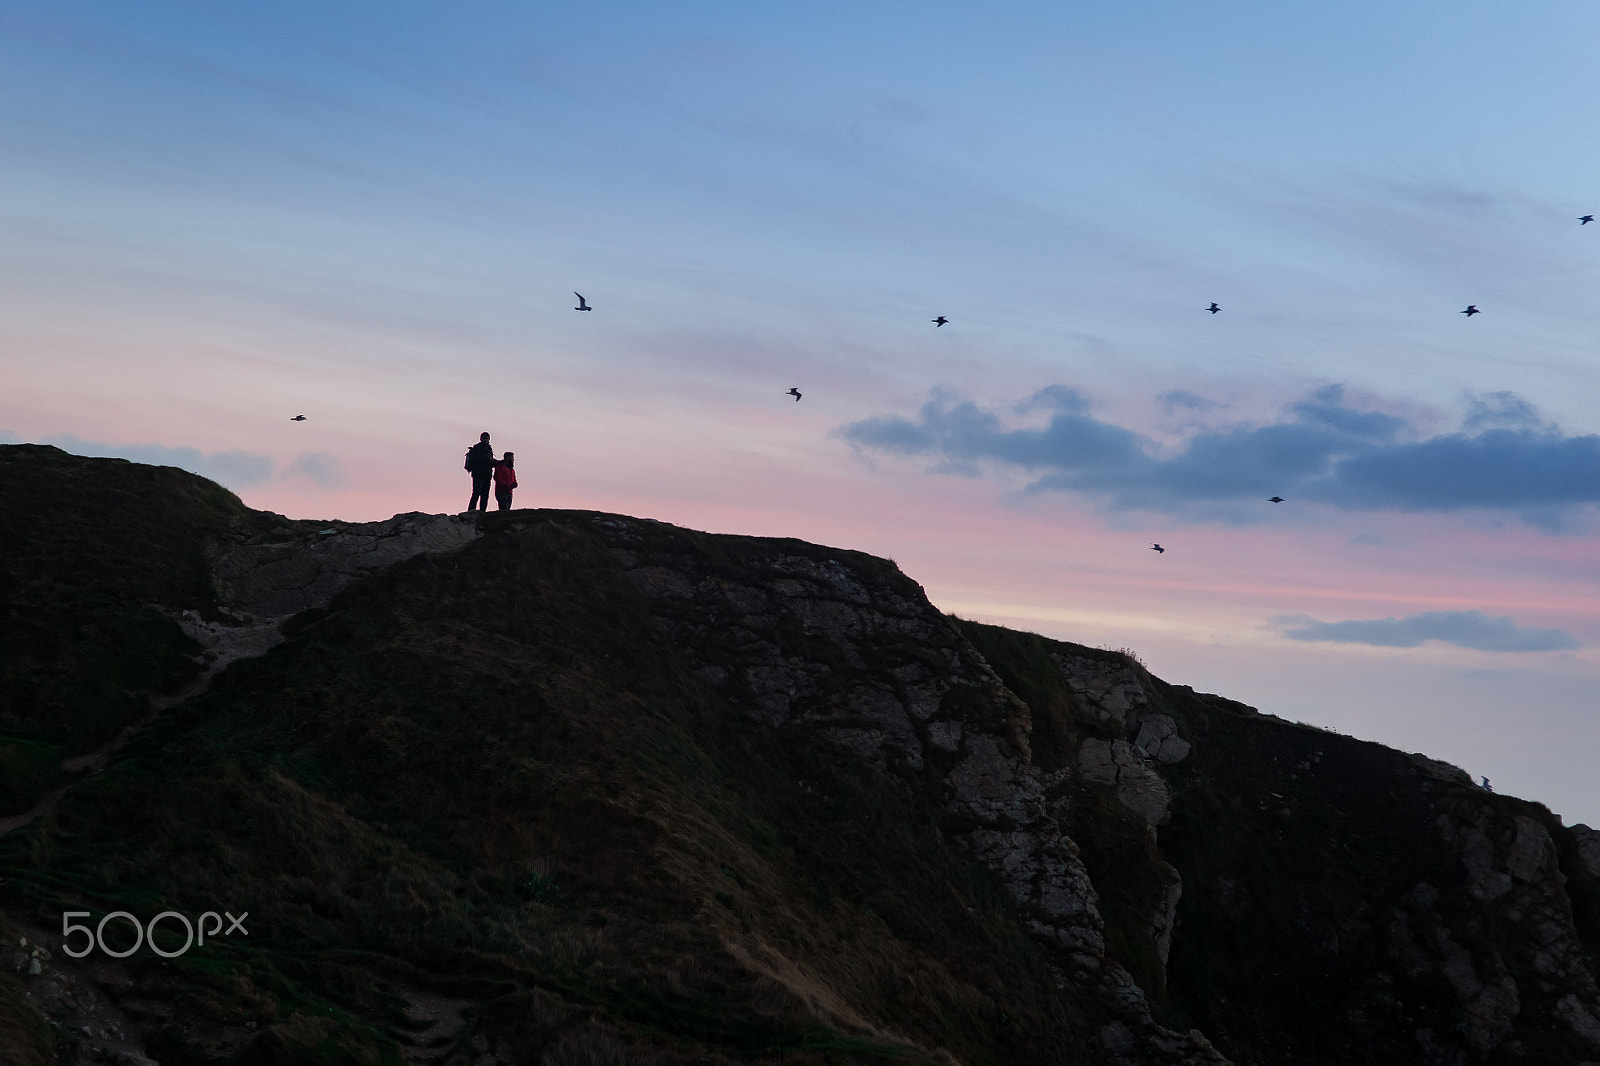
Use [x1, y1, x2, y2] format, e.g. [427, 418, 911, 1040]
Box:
[464, 432, 495, 513]
[493, 451, 517, 511]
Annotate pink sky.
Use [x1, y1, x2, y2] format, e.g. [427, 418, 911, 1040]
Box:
[4, 0, 1599, 824]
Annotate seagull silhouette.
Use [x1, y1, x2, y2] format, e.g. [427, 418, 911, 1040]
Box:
[1581, 216, 1595, 225]
[1267, 496, 1284, 503]
[1151, 543, 1165, 554]
[573, 292, 591, 311]
[787, 388, 802, 401]
[1461, 305, 1480, 316]
[932, 316, 948, 327]
[1207, 302, 1220, 314]
[290, 415, 307, 421]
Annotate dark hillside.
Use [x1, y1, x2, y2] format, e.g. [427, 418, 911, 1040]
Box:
[4, 448, 1600, 1066]
[0, 445, 296, 810]
[0, 459, 1108, 1064]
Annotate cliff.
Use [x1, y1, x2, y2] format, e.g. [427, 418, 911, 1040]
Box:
[2, 443, 1598, 1066]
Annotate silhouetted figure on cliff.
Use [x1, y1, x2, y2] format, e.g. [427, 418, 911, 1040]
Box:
[464, 433, 495, 513]
[493, 452, 518, 511]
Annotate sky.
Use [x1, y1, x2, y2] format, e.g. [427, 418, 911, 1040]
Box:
[3, 1, 1598, 822]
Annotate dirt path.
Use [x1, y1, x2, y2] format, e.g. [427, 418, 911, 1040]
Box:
[394, 990, 491, 1064]
[0, 618, 284, 840]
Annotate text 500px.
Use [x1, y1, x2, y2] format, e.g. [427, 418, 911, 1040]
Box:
[61, 910, 248, 958]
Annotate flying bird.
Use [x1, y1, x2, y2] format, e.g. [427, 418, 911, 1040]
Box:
[1267, 496, 1285, 503]
[1150, 543, 1165, 554]
[787, 388, 802, 401]
[1207, 302, 1220, 314]
[573, 292, 591, 311]
[1580, 216, 1594, 225]
[290, 415, 307, 421]
[932, 316, 948, 327]
[1461, 305, 1480, 316]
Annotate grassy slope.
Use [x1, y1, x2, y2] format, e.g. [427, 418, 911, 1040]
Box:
[0, 445, 286, 773]
[1, 479, 1097, 1064]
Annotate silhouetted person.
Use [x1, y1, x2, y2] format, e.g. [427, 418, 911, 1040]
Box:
[464, 432, 495, 513]
[493, 451, 517, 511]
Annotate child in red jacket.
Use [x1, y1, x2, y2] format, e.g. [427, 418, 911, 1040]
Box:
[493, 452, 518, 511]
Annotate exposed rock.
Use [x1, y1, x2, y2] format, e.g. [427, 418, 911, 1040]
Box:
[174, 512, 481, 674]
[1572, 824, 1600, 879]
[1079, 739, 1172, 828]
[1149, 867, 1184, 968]
[1506, 815, 1555, 883]
[1555, 994, 1600, 1049]
[1051, 651, 1149, 733]
[216, 511, 479, 620]
[1134, 715, 1192, 765]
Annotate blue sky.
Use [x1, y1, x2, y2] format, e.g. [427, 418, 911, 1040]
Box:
[3, 0, 1599, 821]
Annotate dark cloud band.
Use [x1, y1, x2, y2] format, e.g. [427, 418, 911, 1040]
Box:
[838, 385, 1600, 526]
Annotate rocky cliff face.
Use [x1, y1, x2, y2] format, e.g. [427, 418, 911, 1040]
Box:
[599, 516, 1225, 1065]
[590, 514, 1600, 1066]
[3, 448, 1599, 1066]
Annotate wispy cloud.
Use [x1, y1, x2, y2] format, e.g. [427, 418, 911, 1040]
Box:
[837, 385, 1600, 529]
[1273, 611, 1578, 653]
[35, 435, 273, 489]
[283, 451, 346, 489]
[1159, 389, 1220, 414]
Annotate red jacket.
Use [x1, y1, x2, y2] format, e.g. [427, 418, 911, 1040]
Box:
[493, 462, 517, 489]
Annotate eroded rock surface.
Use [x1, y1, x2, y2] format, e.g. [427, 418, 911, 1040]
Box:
[1428, 799, 1600, 1057]
[172, 512, 481, 675]
[216, 512, 479, 620]
[594, 516, 1228, 1066]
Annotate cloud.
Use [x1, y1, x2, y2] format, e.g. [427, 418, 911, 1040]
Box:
[283, 451, 347, 489]
[38, 435, 273, 488]
[1159, 390, 1219, 414]
[1462, 391, 1545, 432]
[1273, 611, 1578, 653]
[837, 385, 1600, 528]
